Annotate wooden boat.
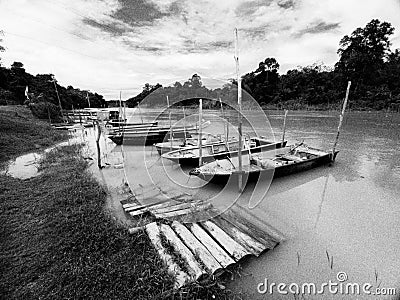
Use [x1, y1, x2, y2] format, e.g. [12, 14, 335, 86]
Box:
[161, 137, 287, 166]
[189, 144, 338, 184]
[108, 121, 210, 145]
[154, 134, 236, 155]
[106, 120, 158, 128]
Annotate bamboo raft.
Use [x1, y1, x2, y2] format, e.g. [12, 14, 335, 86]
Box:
[121, 197, 283, 289]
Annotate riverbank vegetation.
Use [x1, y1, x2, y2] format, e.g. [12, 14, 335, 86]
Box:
[0, 106, 66, 165]
[126, 19, 400, 111]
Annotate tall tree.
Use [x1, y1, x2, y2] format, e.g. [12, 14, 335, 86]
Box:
[335, 19, 394, 85]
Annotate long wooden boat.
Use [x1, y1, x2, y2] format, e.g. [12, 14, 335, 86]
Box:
[154, 134, 236, 155]
[189, 145, 338, 184]
[107, 120, 158, 128]
[108, 121, 210, 145]
[161, 137, 287, 166]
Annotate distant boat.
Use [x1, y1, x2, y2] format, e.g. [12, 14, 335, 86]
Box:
[161, 137, 287, 166]
[189, 145, 338, 184]
[107, 120, 157, 128]
[108, 121, 210, 145]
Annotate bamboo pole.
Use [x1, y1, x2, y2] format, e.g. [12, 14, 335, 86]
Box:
[95, 120, 102, 168]
[198, 98, 203, 166]
[234, 28, 243, 192]
[137, 101, 144, 123]
[118, 91, 122, 132]
[166, 95, 173, 150]
[282, 109, 288, 146]
[331, 81, 351, 161]
[52, 76, 64, 121]
[182, 106, 187, 145]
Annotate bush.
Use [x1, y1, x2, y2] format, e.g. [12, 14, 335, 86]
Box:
[29, 101, 61, 122]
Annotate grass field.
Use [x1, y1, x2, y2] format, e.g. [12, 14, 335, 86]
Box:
[0, 106, 67, 165]
[0, 105, 238, 299]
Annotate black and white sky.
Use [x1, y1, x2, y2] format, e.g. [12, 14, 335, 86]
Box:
[1, 0, 400, 99]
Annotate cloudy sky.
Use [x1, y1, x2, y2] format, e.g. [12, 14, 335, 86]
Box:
[1, 0, 400, 100]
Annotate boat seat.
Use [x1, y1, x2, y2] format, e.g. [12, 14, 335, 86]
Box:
[281, 155, 304, 162]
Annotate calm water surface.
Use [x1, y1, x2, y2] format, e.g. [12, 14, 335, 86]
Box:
[121, 108, 400, 299]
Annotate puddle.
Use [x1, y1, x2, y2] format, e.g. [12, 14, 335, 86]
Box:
[1, 152, 44, 180]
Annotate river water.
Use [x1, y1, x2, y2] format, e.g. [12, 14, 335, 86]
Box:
[119, 108, 399, 299]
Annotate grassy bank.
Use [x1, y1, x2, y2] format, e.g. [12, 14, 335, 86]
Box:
[0, 105, 238, 299]
[0, 144, 178, 299]
[0, 106, 66, 165]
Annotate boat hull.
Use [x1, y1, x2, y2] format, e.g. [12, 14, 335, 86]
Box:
[194, 151, 338, 184]
[163, 141, 287, 166]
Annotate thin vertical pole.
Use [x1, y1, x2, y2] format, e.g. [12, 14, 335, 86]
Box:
[198, 98, 203, 166]
[332, 81, 351, 161]
[282, 109, 288, 146]
[167, 95, 173, 150]
[87, 92, 91, 108]
[52, 76, 64, 121]
[234, 28, 243, 192]
[182, 106, 187, 144]
[119, 91, 122, 132]
[137, 101, 144, 123]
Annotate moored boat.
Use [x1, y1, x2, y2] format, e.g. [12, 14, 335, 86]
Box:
[189, 144, 338, 184]
[161, 137, 287, 166]
[108, 121, 210, 145]
[154, 134, 236, 155]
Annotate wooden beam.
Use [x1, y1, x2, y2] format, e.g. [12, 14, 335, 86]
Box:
[212, 217, 266, 256]
[188, 223, 235, 268]
[160, 224, 206, 280]
[171, 221, 222, 274]
[201, 220, 251, 261]
[145, 222, 189, 289]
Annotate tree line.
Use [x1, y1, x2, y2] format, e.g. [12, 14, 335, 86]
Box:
[128, 19, 400, 111]
[0, 62, 107, 119]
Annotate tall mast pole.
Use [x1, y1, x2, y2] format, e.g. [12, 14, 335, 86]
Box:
[119, 91, 122, 132]
[198, 98, 203, 166]
[282, 109, 288, 146]
[52, 75, 64, 121]
[332, 81, 351, 161]
[234, 28, 243, 192]
[166, 95, 173, 150]
[182, 106, 187, 144]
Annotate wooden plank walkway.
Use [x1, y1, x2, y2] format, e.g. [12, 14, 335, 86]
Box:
[121, 197, 283, 289]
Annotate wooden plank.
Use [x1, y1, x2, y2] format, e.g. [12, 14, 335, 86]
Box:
[154, 203, 212, 219]
[171, 221, 222, 274]
[188, 223, 235, 268]
[159, 224, 206, 280]
[212, 217, 266, 256]
[221, 210, 279, 249]
[129, 207, 149, 217]
[200, 220, 252, 261]
[125, 200, 173, 213]
[122, 202, 139, 209]
[145, 222, 190, 289]
[231, 206, 285, 242]
[152, 201, 200, 214]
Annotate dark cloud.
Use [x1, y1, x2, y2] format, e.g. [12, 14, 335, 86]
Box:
[83, 0, 185, 34]
[180, 39, 233, 53]
[277, 0, 295, 9]
[294, 21, 340, 37]
[235, 0, 274, 17]
[83, 18, 128, 35]
[236, 0, 295, 17]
